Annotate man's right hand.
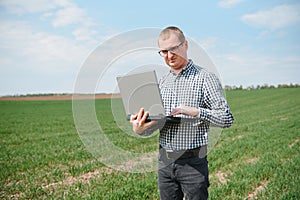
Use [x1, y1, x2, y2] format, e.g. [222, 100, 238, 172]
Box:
[130, 108, 158, 135]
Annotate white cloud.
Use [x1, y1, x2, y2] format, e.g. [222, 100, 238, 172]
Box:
[0, 18, 95, 95]
[0, 0, 55, 14]
[72, 28, 98, 41]
[241, 4, 300, 30]
[52, 5, 92, 27]
[218, 0, 245, 8]
[0, 19, 90, 72]
[214, 51, 300, 87]
[0, 0, 117, 95]
[198, 36, 219, 50]
[1, 0, 102, 45]
[0, 0, 74, 15]
[43, 2, 98, 43]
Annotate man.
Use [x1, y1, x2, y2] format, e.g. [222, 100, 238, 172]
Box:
[130, 26, 234, 200]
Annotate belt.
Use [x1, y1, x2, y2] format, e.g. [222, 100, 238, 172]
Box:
[159, 145, 207, 160]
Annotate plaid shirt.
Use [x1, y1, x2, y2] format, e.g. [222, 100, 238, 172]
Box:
[158, 60, 234, 151]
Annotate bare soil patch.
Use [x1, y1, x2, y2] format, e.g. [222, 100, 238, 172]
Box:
[289, 138, 299, 148]
[215, 170, 228, 185]
[42, 167, 113, 189]
[245, 180, 268, 200]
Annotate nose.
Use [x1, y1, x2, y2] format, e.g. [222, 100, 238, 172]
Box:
[167, 50, 175, 57]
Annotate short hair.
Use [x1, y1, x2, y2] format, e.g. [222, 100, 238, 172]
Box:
[159, 26, 186, 43]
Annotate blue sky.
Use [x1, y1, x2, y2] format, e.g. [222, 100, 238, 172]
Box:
[0, 0, 299, 95]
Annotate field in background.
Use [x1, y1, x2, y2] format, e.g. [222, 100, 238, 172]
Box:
[0, 88, 299, 199]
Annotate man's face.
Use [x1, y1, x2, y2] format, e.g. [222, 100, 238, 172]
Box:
[158, 33, 188, 72]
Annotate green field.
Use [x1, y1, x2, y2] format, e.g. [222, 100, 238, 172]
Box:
[0, 88, 299, 199]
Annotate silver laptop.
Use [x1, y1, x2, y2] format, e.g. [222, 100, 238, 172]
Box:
[116, 71, 194, 123]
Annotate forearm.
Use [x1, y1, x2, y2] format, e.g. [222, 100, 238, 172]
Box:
[199, 72, 234, 128]
[198, 107, 234, 128]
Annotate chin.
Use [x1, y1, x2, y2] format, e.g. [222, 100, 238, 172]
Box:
[168, 61, 176, 66]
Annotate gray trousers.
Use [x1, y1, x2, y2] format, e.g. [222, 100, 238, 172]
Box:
[158, 150, 209, 200]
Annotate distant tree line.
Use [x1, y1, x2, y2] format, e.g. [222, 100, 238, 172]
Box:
[2, 84, 299, 97]
[224, 83, 300, 91]
[17, 93, 70, 97]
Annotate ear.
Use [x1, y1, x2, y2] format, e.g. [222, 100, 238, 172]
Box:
[184, 40, 188, 50]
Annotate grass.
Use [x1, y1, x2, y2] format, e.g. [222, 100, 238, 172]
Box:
[0, 88, 299, 199]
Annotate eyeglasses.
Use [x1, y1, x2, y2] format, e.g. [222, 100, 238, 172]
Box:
[158, 41, 184, 57]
